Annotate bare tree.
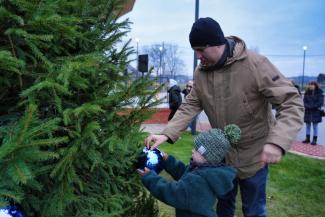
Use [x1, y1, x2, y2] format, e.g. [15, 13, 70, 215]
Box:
[143, 44, 163, 76]
[143, 43, 185, 80]
[164, 43, 185, 79]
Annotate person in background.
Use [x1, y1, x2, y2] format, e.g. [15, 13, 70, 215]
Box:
[302, 81, 324, 145]
[167, 79, 182, 121]
[144, 17, 304, 217]
[182, 80, 198, 135]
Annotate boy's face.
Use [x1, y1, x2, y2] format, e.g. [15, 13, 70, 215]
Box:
[192, 149, 208, 164]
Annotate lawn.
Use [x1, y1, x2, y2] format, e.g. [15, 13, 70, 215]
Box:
[155, 132, 325, 217]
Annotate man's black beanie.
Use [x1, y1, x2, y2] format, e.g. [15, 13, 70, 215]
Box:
[189, 17, 226, 47]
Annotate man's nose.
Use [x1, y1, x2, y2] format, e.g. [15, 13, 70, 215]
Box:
[195, 51, 203, 59]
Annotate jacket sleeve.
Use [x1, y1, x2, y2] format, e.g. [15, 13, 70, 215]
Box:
[142, 171, 189, 210]
[162, 82, 203, 143]
[163, 155, 187, 181]
[255, 57, 304, 151]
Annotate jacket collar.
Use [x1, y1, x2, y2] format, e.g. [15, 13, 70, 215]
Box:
[225, 36, 248, 65]
[199, 36, 247, 71]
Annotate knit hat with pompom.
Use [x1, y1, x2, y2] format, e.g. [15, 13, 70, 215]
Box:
[193, 124, 241, 164]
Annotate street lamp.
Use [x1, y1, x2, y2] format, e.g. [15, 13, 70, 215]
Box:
[301, 45, 307, 89]
[135, 38, 140, 56]
[193, 0, 199, 77]
[159, 46, 163, 84]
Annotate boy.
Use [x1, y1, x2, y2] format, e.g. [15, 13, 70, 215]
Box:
[137, 124, 240, 217]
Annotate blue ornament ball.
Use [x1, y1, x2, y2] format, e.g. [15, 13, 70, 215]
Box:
[136, 147, 164, 174]
[0, 205, 24, 217]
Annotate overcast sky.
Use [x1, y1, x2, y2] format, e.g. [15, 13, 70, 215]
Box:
[123, 0, 325, 78]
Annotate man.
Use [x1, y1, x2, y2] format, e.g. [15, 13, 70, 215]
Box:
[167, 79, 182, 121]
[145, 17, 304, 217]
[182, 80, 198, 135]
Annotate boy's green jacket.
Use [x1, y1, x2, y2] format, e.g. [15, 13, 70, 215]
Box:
[142, 155, 237, 217]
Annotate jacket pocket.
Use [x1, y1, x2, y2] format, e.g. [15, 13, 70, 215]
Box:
[237, 94, 270, 143]
[238, 94, 256, 123]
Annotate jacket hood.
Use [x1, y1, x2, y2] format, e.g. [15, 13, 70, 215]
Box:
[168, 79, 178, 88]
[196, 166, 237, 197]
[168, 84, 181, 93]
[197, 36, 247, 71]
[225, 36, 247, 65]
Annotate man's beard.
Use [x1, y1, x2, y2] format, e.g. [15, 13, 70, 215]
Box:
[200, 60, 217, 71]
[200, 59, 214, 67]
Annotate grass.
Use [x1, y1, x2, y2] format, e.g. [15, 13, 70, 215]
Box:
[154, 132, 325, 217]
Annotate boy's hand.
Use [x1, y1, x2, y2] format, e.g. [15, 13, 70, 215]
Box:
[162, 152, 169, 161]
[136, 167, 151, 177]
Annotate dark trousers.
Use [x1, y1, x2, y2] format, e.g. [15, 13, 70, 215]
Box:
[168, 109, 178, 121]
[217, 166, 268, 217]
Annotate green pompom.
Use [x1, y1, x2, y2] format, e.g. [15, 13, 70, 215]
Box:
[224, 124, 241, 144]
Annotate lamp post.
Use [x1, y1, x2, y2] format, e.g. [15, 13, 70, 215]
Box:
[301, 46, 307, 89]
[135, 38, 140, 56]
[193, 0, 199, 77]
[159, 46, 163, 84]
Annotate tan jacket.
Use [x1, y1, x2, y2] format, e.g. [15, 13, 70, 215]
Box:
[162, 36, 304, 179]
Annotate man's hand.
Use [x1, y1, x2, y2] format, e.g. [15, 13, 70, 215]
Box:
[144, 134, 168, 150]
[136, 167, 151, 177]
[261, 143, 283, 165]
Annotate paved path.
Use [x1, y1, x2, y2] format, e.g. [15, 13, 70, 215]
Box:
[141, 121, 325, 160]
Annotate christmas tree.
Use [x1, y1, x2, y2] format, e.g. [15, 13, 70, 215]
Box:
[0, 0, 160, 216]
